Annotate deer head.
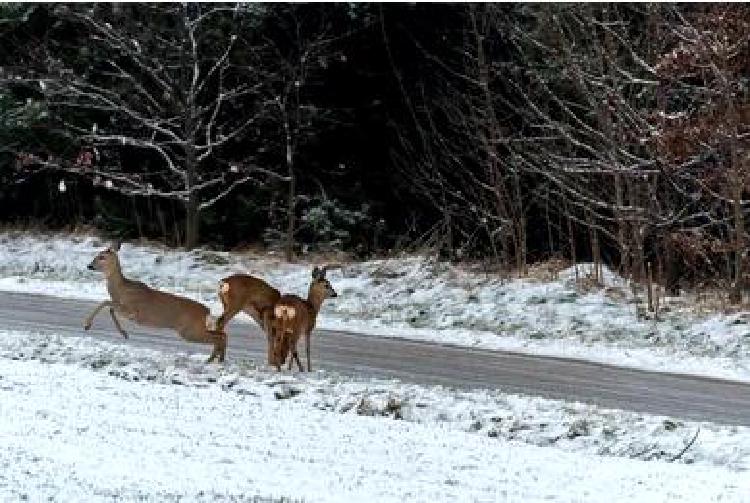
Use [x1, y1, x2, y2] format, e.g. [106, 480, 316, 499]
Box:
[311, 266, 337, 299]
[88, 241, 122, 277]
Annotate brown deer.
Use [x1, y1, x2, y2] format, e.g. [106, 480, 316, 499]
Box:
[83, 242, 228, 363]
[216, 274, 281, 364]
[269, 266, 337, 372]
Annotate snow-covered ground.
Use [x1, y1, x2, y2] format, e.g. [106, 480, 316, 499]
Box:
[0, 329, 748, 501]
[1, 231, 750, 382]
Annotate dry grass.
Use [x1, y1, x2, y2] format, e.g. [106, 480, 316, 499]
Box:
[666, 288, 746, 316]
[575, 272, 604, 293]
[0, 222, 100, 237]
[526, 257, 572, 282]
[603, 285, 630, 302]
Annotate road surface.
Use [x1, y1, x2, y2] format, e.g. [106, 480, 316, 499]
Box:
[1, 290, 750, 426]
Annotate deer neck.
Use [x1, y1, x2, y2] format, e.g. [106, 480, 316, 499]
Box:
[105, 259, 126, 297]
[306, 284, 327, 318]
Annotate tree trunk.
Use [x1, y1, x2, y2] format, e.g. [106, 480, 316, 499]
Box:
[587, 208, 600, 284]
[183, 122, 200, 249]
[546, 186, 555, 256]
[183, 8, 200, 251]
[284, 112, 295, 262]
[628, 176, 645, 284]
[286, 171, 295, 262]
[566, 201, 577, 279]
[647, 262, 654, 312]
[615, 173, 629, 277]
[512, 173, 526, 275]
[730, 103, 744, 303]
[732, 209, 744, 302]
[185, 195, 200, 250]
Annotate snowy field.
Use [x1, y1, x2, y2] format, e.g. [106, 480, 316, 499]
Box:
[0, 329, 748, 501]
[1, 231, 750, 382]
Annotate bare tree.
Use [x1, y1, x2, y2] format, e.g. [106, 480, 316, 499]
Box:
[390, 4, 663, 272]
[655, 4, 750, 301]
[257, 5, 342, 261]
[16, 3, 283, 247]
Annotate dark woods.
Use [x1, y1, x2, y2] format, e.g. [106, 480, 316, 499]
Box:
[2, 4, 750, 294]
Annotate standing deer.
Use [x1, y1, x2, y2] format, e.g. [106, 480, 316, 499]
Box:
[83, 242, 228, 363]
[216, 274, 281, 364]
[269, 265, 337, 372]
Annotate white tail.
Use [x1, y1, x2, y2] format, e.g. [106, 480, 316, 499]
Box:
[84, 242, 228, 363]
[269, 266, 337, 372]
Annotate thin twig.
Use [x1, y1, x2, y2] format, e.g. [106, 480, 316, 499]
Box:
[669, 428, 700, 462]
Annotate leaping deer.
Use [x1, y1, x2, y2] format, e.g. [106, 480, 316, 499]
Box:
[83, 242, 228, 363]
[269, 265, 338, 372]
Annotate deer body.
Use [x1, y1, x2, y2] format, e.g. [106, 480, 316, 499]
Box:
[270, 266, 337, 372]
[84, 243, 227, 363]
[217, 274, 281, 364]
[216, 274, 280, 330]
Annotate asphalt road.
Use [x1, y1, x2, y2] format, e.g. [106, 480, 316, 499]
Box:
[1, 290, 750, 426]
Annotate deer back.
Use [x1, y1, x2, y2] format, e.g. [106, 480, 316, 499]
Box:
[117, 280, 210, 333]
[220, 274, 280, 313]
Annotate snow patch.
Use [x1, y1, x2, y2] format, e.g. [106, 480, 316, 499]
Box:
[0, 329, 748, 473]
[0, 329, 747, 501]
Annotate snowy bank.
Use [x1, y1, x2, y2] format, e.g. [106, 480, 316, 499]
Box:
[0, 329, 748, 501]
[1, 231, 750, 382]
[0, 329, 748, 473]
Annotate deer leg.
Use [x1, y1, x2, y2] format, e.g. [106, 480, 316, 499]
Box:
[294, 351, 304, 372]
[288, 335, 303, 372]
[84, 300, 113, 330]
[261, 307, 276, 364]
[217, 330, 228, 363]
[267, 334, 274, 368]
[305, 330, 312, 372]
[286, 338, 297, 371]
[108, 308, 129, 339]
[287, 349, 294, 371]
[265, 326, 276, 368]
[268, 333, 287, 370]
[289, 350, 303, 372]
[205, 330, 227, 364]
[270, 333, 286, 371]
[217, 305, 242, 332]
